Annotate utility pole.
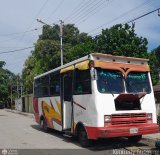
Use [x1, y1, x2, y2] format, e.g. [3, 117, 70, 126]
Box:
[21, 83, 23, 97]
[11, 84, 12, 109]
[36, 19, 64, 66]
[17, 74, 19, 99]
[60, 20, 64, 66]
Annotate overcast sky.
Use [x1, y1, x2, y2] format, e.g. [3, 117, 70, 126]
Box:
[0, 0, 159, 74]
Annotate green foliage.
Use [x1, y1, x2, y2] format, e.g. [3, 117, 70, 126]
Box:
[149, 46, 160, 85]
[0, 61, 6, 68]
[22, 24, 92, 93]
[23, 23, 159, 93]
[0, 61, 16, 105]
[94, 24, 148, 58]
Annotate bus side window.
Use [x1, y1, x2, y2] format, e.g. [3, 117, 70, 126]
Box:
[34, 78, 41, 97]
[50, 72, 60, 96]
[74, 69, 91, 95]
[41, 75, 50, 97]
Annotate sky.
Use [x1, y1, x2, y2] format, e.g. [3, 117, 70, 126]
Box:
[0, 0, 159, 74]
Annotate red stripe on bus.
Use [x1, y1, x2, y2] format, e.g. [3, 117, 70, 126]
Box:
[73, 101, 86, 110]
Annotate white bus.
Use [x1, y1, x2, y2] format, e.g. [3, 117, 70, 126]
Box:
[33, 53, 159, 147]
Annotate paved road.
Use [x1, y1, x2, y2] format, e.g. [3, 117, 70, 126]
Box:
[0, 109, 82, 149]
[0, 109, 159, 155]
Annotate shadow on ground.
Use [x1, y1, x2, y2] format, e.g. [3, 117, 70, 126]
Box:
[31, 124, 157, 152]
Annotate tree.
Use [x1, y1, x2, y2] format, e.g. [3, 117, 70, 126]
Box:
[0, 61, 16, 106]
[149, 46, 160, 85]
[94, 24, 148, 58]
[22, 24, 92, 93]
[22, 23, 151, 93]
[22, 55, 36, 93]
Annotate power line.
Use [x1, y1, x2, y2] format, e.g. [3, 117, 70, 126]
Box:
[64, 0, 90, 22]
[73, 0, 108, 24]
[70, 0, 104, 23]
[0, 46, 34, 55]
[65, 0, 96, 22]
[88, 0, 153, 35]
[47, 0, 64, 20]
[0, 27, 42, 43]
[0, 27, 42, 37]
[126, 7, 160, 24]
[20, 0, 49, 42]
[29, 0, 49, 27]
[76, 0, 112, 25]
[92, 6, 160, 38]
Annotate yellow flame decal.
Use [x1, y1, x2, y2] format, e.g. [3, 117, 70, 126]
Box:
[42, 101, 61, 125]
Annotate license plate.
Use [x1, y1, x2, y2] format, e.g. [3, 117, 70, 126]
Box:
[130, 128, 138, 134]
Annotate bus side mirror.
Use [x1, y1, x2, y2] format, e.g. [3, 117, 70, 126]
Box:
[90, 68, 98, 80]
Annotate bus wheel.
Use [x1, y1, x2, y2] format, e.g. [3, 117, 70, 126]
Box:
[40, 118, 49, 133]
[128, 135, 142, 143]
[78, 126, 92, 147]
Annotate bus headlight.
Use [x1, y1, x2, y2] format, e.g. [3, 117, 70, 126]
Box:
[104, 115, 111, 125]
[146, 113, 152, 123]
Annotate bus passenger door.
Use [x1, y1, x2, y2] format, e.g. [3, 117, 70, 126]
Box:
[61, 71, 73, 130]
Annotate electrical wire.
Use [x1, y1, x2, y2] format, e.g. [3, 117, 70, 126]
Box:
[72, 0, 107, 24]
[76, 0, 112, 25]
[64, 0, 91, 22]
[64, 0, 96, 22]
[91, 6, 160, 38]
[70, 0, 104, 23]
[0, 27, 42, 44]
[20, 0, 49, 42]
[47, 0, 64, 20]
[126, 7, 160, 24]
[0, 27, 42, 37]
[0, 46, 34, 55]
[88, 0, 153, 35]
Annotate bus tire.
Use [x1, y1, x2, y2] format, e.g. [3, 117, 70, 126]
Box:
[40, 118, 49, 133]
[128, 135, 142, 143]
[78, 126, 92, 147]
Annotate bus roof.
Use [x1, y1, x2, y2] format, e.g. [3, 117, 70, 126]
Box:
[34, 55, 89, 79]
[92, 53, 149, 62]
[34, 53, 149, 80]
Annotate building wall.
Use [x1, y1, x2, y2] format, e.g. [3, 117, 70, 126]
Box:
[15, 98, 23, 112]
[15, 94, 33, 113]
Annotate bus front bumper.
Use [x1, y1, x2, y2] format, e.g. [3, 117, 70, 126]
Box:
[85, 123, 160, 140]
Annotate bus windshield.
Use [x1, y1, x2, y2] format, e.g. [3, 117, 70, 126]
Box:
[125, 72, 151, 93]
[97, 68, 124, 94]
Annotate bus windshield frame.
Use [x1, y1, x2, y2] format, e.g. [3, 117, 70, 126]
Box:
[96, 68, 151, 95]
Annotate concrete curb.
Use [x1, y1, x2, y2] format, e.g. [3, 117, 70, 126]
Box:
[5, 109, 34, 118]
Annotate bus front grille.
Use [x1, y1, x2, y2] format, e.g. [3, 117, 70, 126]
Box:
[110, 113, 147, 125]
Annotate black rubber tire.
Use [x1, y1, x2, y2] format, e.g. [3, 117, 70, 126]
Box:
[78, 126, 92, 147]
[40, 118, 49, 133]
[128, 135, 142, 143]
